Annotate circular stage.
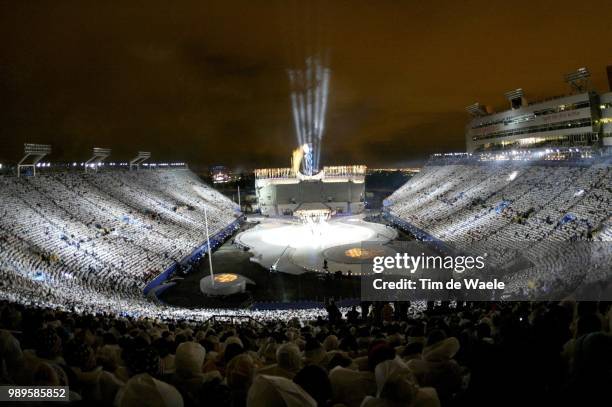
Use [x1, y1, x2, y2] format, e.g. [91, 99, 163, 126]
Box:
[200, 273, 254, 296]
[236, 215, 397, 275]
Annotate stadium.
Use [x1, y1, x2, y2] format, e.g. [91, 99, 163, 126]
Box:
[1, 2, 611, 407]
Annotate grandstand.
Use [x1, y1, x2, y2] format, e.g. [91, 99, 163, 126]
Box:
[385, 155, 611, 299]
[0, 168, 248, 317]
[3, 3, 612, 405]
[1, 154, 609, 317]
[0, 154, 610, 407]
[0, 74, 610, 407]
[386, 159, 611, 244]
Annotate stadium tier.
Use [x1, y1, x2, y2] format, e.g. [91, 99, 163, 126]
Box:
[385, 157, 611, 298]
[465, 68, 612, 153]
[386, 160, 611, 243]
[0, 163, 610, 407]
[0, 169, 248, 316]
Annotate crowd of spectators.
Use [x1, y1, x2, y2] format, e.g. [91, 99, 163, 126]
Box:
[1, 300, 610, 406]
[0, 162, 611, 406]
[387, 161, 611, 247]
[0, 169, 239, 317]
[386, 160, 612, 298]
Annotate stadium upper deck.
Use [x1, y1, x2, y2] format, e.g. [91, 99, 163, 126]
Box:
[466, 67, 612, 153]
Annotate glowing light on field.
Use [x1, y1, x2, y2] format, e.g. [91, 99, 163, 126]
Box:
[236, 217, 398, 275]
[507, 171, 518, 181]
[344, 247, 386, 259]
[257, 222, 377, 249]
[214, 273, 239, 283]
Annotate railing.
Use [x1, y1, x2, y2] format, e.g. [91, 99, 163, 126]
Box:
[143, 217, 244, 295]
[204, 314, 265, 327]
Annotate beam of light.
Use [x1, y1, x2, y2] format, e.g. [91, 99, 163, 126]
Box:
[313, 66, 322, 170]
[290, 93, 303, 146]
[298, 93, 307, 149]
[316, 67, 330, 170]
[306, 85, 313, 146]
[288, 56, 330, 175]
[313, 62, 321, 139]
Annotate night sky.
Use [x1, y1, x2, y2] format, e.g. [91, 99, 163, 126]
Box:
[1, 1, 611, 169]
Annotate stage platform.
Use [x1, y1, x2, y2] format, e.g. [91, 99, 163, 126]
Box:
[236, 214, 398, 275]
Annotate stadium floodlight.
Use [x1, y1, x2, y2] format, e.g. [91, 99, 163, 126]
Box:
[85, 147, 111, 172]
[564, 67, 591, 93]
[465, 103, 488, 117]
[17, 143, 52, 177]
[129, 151, 151, 171]
[504, 88, 524, 100]
[504, 89, 524, 109]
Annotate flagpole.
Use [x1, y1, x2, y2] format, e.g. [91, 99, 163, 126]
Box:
[204, 207, 214, 287]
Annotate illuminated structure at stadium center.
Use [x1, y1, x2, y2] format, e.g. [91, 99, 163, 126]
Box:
[255, 163, 366, 217]
[254, 52, 364, 217]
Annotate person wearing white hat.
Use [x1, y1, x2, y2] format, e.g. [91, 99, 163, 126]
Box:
[172, 341, 221, 402]
[117, 373, 183, 407]
[174, 342, 206, 380]
[329, 364, 377, 407]
[257, 342, 302, 380]
[406, 332, 462, 405]
[361, 358, 440, 407]
[247, 374, 316, 407]
[226, 353, 256, 407]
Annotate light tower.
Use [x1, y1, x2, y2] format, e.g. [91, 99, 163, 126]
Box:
[17, 143, 51, 177]
[504, 88, 526, 110]
[564, 67, 591, 94]
[129, 151, 151, 171]
[85, 147, 111, 172]
[465, 103, 488, 117]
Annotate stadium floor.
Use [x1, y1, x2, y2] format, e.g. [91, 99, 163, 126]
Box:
[158, 231, 362, 309]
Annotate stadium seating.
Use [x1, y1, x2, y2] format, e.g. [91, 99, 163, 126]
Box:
[0, 163, 610, 407]
[386, 159, 611, 298]
[0, 169, 250, 318]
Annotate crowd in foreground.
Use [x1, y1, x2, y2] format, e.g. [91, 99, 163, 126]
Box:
[0, 300, 610, 407]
